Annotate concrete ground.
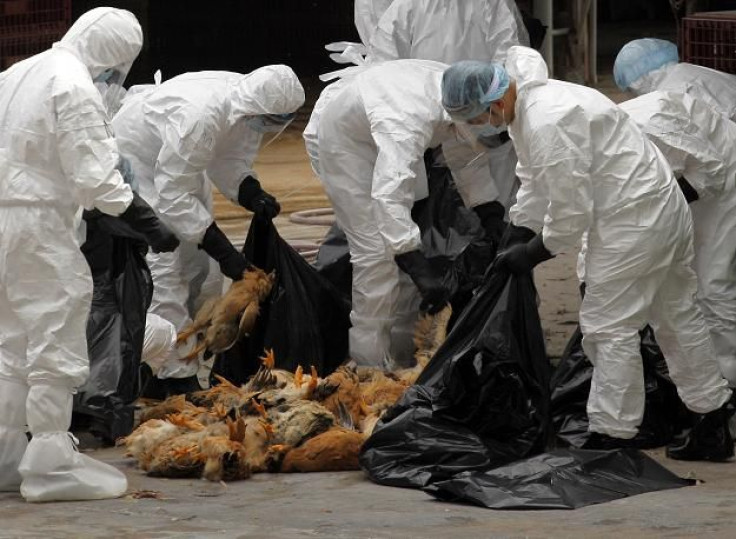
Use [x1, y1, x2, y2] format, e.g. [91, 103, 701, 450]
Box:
[2, 446, 736, 538]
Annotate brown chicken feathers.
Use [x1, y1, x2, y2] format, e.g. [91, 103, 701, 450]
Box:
[124, 305, 451, 482]
[176, 267, 275, 361]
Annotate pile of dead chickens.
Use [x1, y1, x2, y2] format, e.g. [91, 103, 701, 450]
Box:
[123, 306, 451, 482]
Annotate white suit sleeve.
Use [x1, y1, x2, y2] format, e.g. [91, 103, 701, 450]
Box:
[153, 112, 216, 243]
[530, 123, 594, 254]
[205, 121, 262, 203]
[649, 102, 731, 198]
[509, 159, 546, 232]
[369, 120, 428, 255]
[54, 78, 133, 215]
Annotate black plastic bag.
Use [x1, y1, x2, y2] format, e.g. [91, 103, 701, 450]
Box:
[551, 326, 690, 449]
[213, 217, 351, 383]
[313, 149, 490, 315]
[360, 268, 692, 510]
[311, 222, 352, 298]
[360, 269, 551, 488]
[73, 217, 152, 443]
[427, 448, 693, 510]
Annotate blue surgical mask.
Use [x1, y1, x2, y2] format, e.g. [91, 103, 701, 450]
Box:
[477, 123, 505, 138]
[93, 68, 116, 84]
[246, 113, 295, 134]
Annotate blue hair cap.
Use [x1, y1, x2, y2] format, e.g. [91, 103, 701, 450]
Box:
[442, 61, 510, 121]
[613, 38, 679, 91]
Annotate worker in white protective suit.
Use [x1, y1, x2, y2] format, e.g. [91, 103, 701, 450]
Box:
[619, 91, 736, 388]
[112, 66, 305, 395]
[613, 38, 736, 121]
[369, 0, 528, 64]
[309, 60, 470, 368]
[367, 0, 530, 246]
[0, 7, 179, 502]
[355, 0, 395, 46]
[441, 47, 735, 461]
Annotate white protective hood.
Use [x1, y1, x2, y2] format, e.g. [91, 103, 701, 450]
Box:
[56, 7, 142, 83]
[505, 45, 548, 94]
[229, 65, 305, 121]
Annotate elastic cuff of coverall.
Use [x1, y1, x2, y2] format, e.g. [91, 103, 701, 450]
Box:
[684, 386, 733, 415]
[26, 373, 87, 391]
[587, 422, 638, 440]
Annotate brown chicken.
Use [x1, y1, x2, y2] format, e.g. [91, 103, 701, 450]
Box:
[280, 427, 365, 472]
[201, 416, 252, 482]
[131, 413, 210, 475]
[177, 268, 275, 361]
[138, 394, 207, 423]
[316, 365, 367, 427]
[394, 305, 452, 385]
[360, 370, 410, 410]
[267, 400, 335, 448]
[126, 315, 457, 482]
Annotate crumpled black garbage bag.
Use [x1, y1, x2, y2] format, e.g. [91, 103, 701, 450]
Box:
[551, 326, 690, 449]
[311, 222, 352, 298]
[213, 216, 351, 384]
[74, 216, 152, 443]
[360, 269, 551, 488]
[427, 448, 693, 510]
[313, 148, 490, 317]
[360, 267, 693, 510]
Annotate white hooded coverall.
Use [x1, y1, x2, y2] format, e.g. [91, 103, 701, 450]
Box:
[0, 7, 141, 501]
[112, 67, 304, 380]
[368, 0, 528, 215]
[369, 0, 528, 64]
[620, 91, 736, 386]
[505, 47, 732, 438]
[311, 60, 458, 367]
[628, 62, 736, 122]
[354, 0, 395, 46]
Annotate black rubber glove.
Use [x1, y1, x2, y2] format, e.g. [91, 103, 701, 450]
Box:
[394, 250, 450, 315]
[677, 176, 700, 204]
[199, 222, 251, 280]
[495, 234, 554, 274]
[505, 223, 537, 246]
[237, 176, 281, 219]
[473, 201, 506, 244]
[118, 192, 180, 253]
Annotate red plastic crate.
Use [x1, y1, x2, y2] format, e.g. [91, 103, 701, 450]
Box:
[682, 11, 736, 75]
[0, 0, 71, 70]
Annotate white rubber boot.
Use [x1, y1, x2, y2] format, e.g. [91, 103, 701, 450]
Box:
[18, 384, 127, 502]
[0, 376, 29, 492]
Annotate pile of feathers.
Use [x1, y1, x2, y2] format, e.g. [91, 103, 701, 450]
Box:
[122, 306, 451, 482]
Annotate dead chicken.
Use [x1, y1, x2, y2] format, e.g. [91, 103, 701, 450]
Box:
[176, 268, 275, 361]
[138, 394, 207, 423]
[315, 365, 367, 427]
[254, 364, 322, 408]
[360, 370, 410, 410]
[394, 305, 452, 385]
[128, 413, 210, 475]
[266, 399, 335, 448]
[145, 430, 207, 478]
[122, 418, 190, 463]
[280, 427, 365, 472]
[201, 416, 252, 482]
